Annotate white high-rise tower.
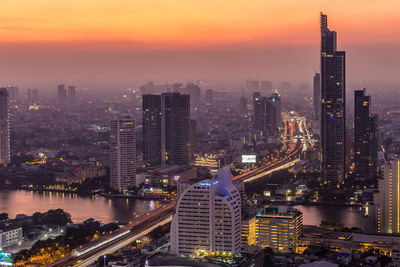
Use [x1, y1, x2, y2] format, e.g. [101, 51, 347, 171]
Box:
[376, 159, 400, 233]
[170, 167, 242, 256]
[110, 115, 136, 190]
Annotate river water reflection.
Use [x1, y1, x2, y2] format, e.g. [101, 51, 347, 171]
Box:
[0, 189, 367, 228]
[0, 189, 160, 223]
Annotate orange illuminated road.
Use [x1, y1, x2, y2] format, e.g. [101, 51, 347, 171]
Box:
[233, 113, 310, 183]
[49, 202, 176, 267]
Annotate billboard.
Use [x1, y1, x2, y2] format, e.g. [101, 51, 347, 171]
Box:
[0, 252, 12, 266]
[242, 155, 256, 163]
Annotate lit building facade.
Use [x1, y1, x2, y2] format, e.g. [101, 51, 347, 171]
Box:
[320, 13, 346, 186]
[241, 216, 257, 245]
[255, 206, 302, 252]
[376, 160, 400, 234]
[110, 115, 136, 190]
[0, 88, 10, 165]
[170, 167, 242, 256]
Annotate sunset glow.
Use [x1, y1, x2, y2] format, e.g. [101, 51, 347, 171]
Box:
[1, 0, 400, 47]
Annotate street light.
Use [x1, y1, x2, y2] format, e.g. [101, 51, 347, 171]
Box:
[103, 255, 106, 266]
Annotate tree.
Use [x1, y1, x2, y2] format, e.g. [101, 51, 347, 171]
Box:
[0, 212, 8, 221]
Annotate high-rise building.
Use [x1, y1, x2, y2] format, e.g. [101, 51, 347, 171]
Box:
[57, 84, 67, 104]
[7, 86, 18, 102]
[27, 89, 39, 106]
[205, 89, 213, 105]
[142, 92, 190, 168]
[170, 167, 242, 256]
[162, 93, 190, 167]
[68, 86, 76, 101]
[320, 13, 346, 185]
[189, 119, 196, 157]
[269, 91, 282, 134]
[375, 160, 400, 234]
[0, 88, 10, 165]
[186, 82, 201, 112]
[313, 73, 321, 121]
[252, 92, 281, 134]
[255, 206, 303, 252]
[253, 92, 266, 131]
[261, 80, 272, 93]
[142, 94, 162, 167]
[354, 89, 378, 183]
[110, 115, 136, 190]
[240, 96, 248, 112]
[247, 79, 259, 91]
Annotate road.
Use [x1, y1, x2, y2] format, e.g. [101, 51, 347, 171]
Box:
[233, 113, 310, 183]
[49, 113, 311, 266]
[49, 202, 175, 267]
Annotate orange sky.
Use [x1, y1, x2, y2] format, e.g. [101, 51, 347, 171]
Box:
[1, 0, 400, 47]
[1, 0, 400, 88]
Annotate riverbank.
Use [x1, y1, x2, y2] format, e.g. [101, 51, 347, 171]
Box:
[0, 186, 172, 201]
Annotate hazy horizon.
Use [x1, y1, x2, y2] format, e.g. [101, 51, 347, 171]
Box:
[1, 1, 400, 91]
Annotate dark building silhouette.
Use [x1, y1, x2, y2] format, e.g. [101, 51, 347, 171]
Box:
[68, 86, 76, 101]
[0, 88, 10, 165]
[252, 91, 281, 135]
[313, 73, 321, 121]
[27, 88, 39, 106]
[205, 89, 213, 105]
[240, 95, 247, 112]
[142, 94, 162, 166]
[7, 86, 18, 102]
[57, 84, 67, 104]
[354, 89, 378, 183]
[320, 13, 346, 186]
[261, 80, 272, 94]
[189, 119, 197, 159]
[253, 92, 266, 131]
[142, 93, 190, 168]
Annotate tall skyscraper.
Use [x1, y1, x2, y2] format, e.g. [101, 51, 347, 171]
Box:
[375, 160, 400, 234]
[110, 115, 136, 190]
[205, 89, 213, 105]
[186, 82, 201, 111]
[253, 92, 266, 131]
[142, 92, 190, 168]
[142, 94, 162, 167]
[240, 95, 247, 112]
[269, 91, 282, 134]
[161, 93, 190, 167]
[354, 89, 378, 183]
[27, 89, 39, 106]
[57, 84, 67, 104]
[7, 86, 18, 102]
[252, 91, 281, 134]
[170, 167, 242, 256]
[261, 80, 272, 93]
[313, 73, 321, 121]
[320, 13, 346, 186]
[68, 86, 76, 101]
[0, 88, 10, 165]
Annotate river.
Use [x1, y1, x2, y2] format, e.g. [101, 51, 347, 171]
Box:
[0, 189, 161, 223]
[0, 189, 367, 228]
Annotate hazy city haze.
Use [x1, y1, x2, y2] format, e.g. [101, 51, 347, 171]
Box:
[1, 0, 400, 89]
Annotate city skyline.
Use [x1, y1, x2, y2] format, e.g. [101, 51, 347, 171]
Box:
[1, 1, 400, 88]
